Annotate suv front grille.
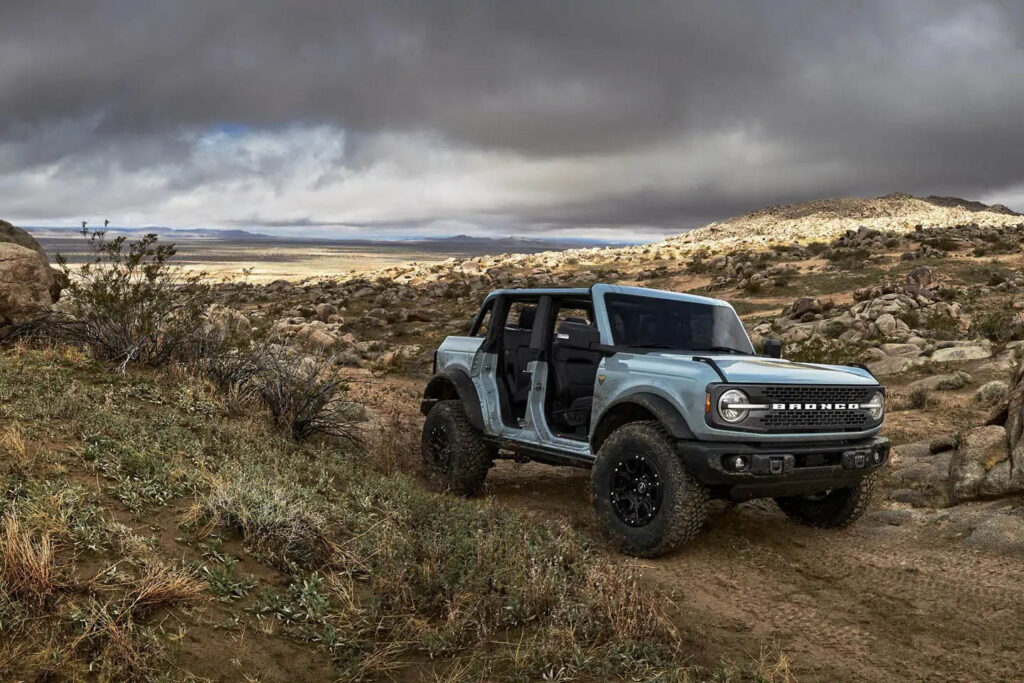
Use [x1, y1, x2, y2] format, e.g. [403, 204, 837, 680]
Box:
[710, 384, 881, 434]
[756, 409, 870, 430]
[759, 386, 875, 405]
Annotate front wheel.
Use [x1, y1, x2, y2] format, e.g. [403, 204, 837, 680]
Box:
[774, 472, 877, 528]
[592, 421, 708, 557]
[421, 400, 492, 496]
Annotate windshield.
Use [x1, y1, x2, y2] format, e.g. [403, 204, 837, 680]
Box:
[604, 293, 754, 354]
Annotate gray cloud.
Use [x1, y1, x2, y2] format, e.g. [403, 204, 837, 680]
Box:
[1, 0, 1023, 235]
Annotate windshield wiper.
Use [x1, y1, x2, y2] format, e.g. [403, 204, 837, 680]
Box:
[695, 345, 752, 355]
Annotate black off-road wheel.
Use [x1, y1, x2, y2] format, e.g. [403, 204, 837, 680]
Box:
[421, 400, 492, 496]
[592, 421, 709, 558]
[774, 472, 877, 528]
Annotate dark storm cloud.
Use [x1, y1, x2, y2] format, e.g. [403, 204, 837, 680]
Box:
[1, 0, 1023, 234]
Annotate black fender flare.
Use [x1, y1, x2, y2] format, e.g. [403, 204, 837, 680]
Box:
[590, 392, 695, 452]
[421, 370, 485, 431]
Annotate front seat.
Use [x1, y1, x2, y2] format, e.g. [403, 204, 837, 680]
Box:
[549, 318, 601, 429]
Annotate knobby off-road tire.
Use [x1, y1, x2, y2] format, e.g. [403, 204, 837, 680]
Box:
[774, 471, 877, 529]
[592, 421, 709, 558]
[421, 400, 492, 496]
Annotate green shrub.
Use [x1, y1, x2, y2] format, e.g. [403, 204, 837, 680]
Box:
[918, 310, 962, 340]
[970, 306, 1021, 342]
[42, 230, 218, 368]
[784, 336, 864, 365]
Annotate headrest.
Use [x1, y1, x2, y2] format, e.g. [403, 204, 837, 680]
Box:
[557, 318, 592, 334]
[517, 305, 537, 330]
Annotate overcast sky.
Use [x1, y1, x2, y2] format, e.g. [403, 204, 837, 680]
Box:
[2, 1, 1023, 239]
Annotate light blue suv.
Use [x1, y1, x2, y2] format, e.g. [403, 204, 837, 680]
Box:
[421, 284, 889, 557]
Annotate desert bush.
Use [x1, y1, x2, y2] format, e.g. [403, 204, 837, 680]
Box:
[26, 230, 221, 368]
[772, 267, 800, 288]
[976, 381, 1009, 405]
[908, 387, 930, 410]
[918, 309, 962, 340]
[686, 247, 713, 273]
[826, 246, 872, 270]
[784, 336, 864, 365]
[208, 343, 363, 442]
[970, 306, 1022, 342]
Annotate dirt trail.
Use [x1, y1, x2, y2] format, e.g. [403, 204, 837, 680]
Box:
[485, 461, 1024, 682]
[363, 376, 1023, 681]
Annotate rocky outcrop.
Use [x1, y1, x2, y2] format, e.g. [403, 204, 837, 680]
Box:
[0, 220, 61, 325]
[949, 425, 1014, 503]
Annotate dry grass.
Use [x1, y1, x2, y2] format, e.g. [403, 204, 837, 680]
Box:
[363, 405, 422, 475]
[184, 472, 334, 570]
[0, 515, 64, 601]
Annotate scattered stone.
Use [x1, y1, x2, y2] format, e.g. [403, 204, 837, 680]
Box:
[931, 345, 992, 363]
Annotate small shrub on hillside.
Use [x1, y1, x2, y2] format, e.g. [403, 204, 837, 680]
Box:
[923, 235, 959, 252]
[784, 336, 864, 365]
[33, 230, 220, 368]
[772, 267, 800, 288]
[686, 247, 713, 274]
[743, 279, 763, 294]
[208, 344, 363, 442]
[970, 306, 1022, 343]
[891, 386, 930, 411]
[918, 310, 962, 340]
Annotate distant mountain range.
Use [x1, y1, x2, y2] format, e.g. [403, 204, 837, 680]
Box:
[25, 227, 628, 251]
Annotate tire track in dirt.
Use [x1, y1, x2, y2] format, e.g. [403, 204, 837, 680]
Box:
[484, 461, 1024, 682]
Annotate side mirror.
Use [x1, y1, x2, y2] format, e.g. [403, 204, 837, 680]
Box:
[763, 338, 783, 359]
[557, 323, 601, 351]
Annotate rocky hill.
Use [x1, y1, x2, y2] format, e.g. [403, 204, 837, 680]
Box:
[667, 192, 1022, 251]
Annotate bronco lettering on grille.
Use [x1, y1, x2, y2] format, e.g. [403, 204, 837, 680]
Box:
[771, 403, 861, 410]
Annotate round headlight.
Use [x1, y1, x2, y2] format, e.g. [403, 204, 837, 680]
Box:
[867, 391, 885, 420]
[718, 389, 749, 423]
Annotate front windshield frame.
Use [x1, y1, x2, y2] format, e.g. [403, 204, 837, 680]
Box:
[603, 293, 755, 355]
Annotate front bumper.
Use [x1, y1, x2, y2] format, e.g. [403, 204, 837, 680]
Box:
[677, 436, 890, 501]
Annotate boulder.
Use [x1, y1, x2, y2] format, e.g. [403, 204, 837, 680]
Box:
[0, 242, 57, 325]
[315, 303, 337, 323]
[931, 344, 992, 363]
[1, 219, 64, 317]
[906, 371, 971, 393]
[886, 439, 953, 508]
[948, 425, 1011, 503]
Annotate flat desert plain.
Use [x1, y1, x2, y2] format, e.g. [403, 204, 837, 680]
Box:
[36, 236, 476, 282]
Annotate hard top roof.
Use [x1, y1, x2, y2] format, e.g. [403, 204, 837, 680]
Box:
[483, 284, 731, 307]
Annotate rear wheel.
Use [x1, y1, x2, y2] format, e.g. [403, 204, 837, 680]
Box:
[421, 400, 492, 496]
[592, 421, 708, 557]
[774, 473, 876, 528]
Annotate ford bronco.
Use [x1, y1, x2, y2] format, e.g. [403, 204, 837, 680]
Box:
[420, 284, 889, 557]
